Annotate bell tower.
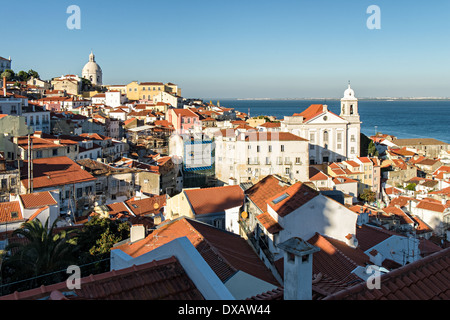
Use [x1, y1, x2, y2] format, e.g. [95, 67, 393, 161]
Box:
[340, 82, 361, 159]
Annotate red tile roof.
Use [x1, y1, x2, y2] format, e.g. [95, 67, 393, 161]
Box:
[21, 156, 96, 189]
[307, 233, 370, 282]
[113, 218, 279, 286]
[0, 256, 204, 300]
[245, 175, 290, 213]
[416, 199, 448, 213]
[382, 207, 414, 225]
[244, 131, 308, 142]
[19, 191, 57, 209]
[293, 104, 343, 123]
[324, 246, 450, 300]
[267, 182, 319, 217]
[125, 195, 166, 216]
[184, 185, 244, 215]
[256, 212, 283, 234]
[355, 224, 399, 252]
[0, 201, 23, 223]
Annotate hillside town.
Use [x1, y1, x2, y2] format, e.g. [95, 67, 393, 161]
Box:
[0, 53, 449, 301]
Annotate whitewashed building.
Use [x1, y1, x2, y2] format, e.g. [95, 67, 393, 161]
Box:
[214, 129, 309, 185]
[281, 84, 361, 164]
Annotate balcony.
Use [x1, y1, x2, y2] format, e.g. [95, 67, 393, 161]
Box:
[239, 217, 274, 264]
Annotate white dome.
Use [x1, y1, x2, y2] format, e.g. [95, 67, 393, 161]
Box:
[343, 84, 357, 100]
[82, 52, 102, 85]
[82, 61, 102, 74]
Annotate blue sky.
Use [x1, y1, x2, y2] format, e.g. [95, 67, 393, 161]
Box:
[3, 0, 450, 98]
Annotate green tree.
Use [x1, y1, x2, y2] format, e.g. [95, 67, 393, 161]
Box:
[360, 189, 376, 203]
[0, 69, 15, 81]
[17, 70, 29, 82]
[74, 216, 130, 274]
[27, 69, 40, 79]
[367, 140, 379, 157]
[0, 218, 78, 292]
[406, 183, 416, 191]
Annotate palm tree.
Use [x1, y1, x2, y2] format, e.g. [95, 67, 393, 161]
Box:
[0, 218, 79, 292]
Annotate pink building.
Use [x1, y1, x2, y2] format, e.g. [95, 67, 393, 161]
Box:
[166, 108, 200, 133]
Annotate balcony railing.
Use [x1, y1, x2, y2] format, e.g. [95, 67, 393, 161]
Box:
[239, 218, 274, 263]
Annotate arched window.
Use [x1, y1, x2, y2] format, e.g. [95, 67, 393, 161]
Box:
[323, 130, 329, 142]
[350, 105, 354, 115]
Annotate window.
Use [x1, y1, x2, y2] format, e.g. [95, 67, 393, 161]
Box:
[309, 133, 315, 143]
[53, 149, 58, 156]
[295, 157, 301, 164]
[351, 147, 355, 154]
[257, 146, 260, 152]
[272, 193, 289, 204]
[323, 131, 328, 142]
[310, 144, 315, 150]
[351, 135, 355, 142]
[285, 167, 290, 175]
[76, 188, 82, 198]
[337, 133, 342, 143]
[268, 145, 272, 152]
[36, 150, 43, 158]
[337, 144, 342, 149]
[281, 145, 285, 152]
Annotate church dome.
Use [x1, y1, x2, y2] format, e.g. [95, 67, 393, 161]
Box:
[343, 83, 356, 100]
[82, 52, 102, 85]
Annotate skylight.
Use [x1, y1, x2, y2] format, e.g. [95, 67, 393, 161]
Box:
[272, 193, 289, 205]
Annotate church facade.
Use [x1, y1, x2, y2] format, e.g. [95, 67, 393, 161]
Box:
[280, 84, 361, 164]
[82, 52, 102, 86]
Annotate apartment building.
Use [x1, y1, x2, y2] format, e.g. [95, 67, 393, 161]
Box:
[214, 129, 309, 184]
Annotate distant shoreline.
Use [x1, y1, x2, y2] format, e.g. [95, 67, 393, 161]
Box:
[224, 97, 450, 101]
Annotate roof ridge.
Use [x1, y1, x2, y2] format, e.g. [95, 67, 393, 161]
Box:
[183, 218, 238, 274]
[317, 233, 364, 270]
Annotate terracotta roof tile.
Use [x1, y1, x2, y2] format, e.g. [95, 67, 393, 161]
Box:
[125, 195, 166, 216]
[21, 156, 96, 190]
[0, 201, 23, 223]
[113, 218, 279, 286]
[267, 182, 319, 217]
[324, 246, 450, 300]
[416, 199, 447, 213]
[245, 175, 290, 213]
[256, 212, 283, 234]
[184, 185, 244, 215]
[19, 191, 57, 209]
[0, 256, 204, 300]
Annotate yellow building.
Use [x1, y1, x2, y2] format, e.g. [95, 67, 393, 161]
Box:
[125, 81, 181, 102]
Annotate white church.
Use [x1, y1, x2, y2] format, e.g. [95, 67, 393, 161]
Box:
[280, 84, 361, 164]
[82, 51, 102, 86]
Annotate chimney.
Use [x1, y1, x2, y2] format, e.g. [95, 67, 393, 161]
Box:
[322, 105, 328, 112]
[3, 76, 6, 97]
[277, 237, 320, 300]
[130, 224, 146, 243]
[345, 234, 359, 248]
[228, 177, 236, 186]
